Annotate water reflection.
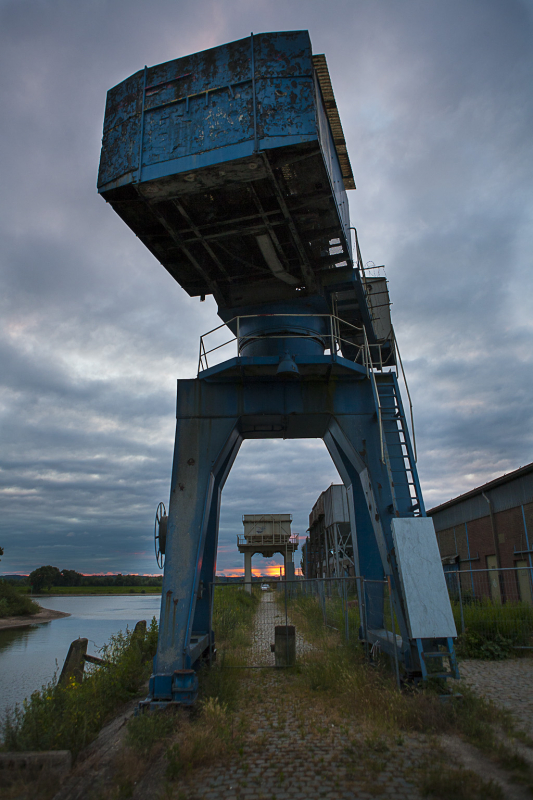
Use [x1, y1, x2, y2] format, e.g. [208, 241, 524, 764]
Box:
[0, 623, 50, 655]
[0, 595, 161, 720]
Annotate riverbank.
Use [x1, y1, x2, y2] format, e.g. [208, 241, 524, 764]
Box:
[19, 587, 162, 596]
[0, 606, 71, 631]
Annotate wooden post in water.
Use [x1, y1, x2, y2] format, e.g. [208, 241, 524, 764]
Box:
[59, 638, 88, 685]
[133, 620, 147, 637]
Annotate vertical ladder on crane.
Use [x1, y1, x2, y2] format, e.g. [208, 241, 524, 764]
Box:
[376, 372, 424, 517]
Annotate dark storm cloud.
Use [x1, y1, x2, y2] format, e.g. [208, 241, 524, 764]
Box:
[1, 0, 532, 574]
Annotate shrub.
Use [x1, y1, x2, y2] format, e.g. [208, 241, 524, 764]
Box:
[0, 582, 39, 618]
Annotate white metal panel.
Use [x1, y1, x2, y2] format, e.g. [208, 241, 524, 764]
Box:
[391, 518, 457, 639]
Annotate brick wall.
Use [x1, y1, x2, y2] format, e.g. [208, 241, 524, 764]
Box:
[435, 500, 533, 600]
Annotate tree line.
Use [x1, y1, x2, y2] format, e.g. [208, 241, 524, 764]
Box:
[27, 566, 163, 593]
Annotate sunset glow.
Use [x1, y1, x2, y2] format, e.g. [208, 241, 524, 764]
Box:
[216, 566, 303, 578]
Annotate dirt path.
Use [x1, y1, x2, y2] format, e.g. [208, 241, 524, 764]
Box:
[0, 606, 70, 630]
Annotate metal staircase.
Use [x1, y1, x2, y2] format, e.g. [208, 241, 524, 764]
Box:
[376, 372, 425, 518]
[416, 638, 460, 680]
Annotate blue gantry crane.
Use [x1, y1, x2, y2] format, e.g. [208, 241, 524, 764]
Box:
[98, 31, 458, 706]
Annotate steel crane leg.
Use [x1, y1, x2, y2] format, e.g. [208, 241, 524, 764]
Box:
[145, 370, 428, 705]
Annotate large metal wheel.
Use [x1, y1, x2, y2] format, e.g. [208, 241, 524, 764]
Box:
[154, 502, 168, 569]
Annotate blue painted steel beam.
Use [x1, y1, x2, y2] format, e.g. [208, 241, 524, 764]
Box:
[148, 361, 422, 702]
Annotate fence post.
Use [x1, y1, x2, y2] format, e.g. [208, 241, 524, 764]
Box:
[343, 579, 349, 642]
[358, 576, 369, 660]
[320, 579, 326, 624]
[456, 572, 466, 635]
[387, 577, 401, 690]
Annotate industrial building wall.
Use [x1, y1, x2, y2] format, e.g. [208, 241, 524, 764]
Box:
[430, 470, 533, 531]
[430, 464, 533, 585]
[436, 502, 533, 568]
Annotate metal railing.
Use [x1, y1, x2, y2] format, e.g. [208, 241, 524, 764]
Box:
[197, 313, 370, 374]
[391, 328, 417, 463]
[196, 312, 417, 466]
[237, 533, 299, 547]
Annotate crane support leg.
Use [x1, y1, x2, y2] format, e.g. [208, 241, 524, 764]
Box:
[143, 360, 457, 708]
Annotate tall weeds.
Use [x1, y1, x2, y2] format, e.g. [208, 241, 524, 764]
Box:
[1, 618, 159, 756]
[452, 599, 533, 657]
[211, 585, 259, 645]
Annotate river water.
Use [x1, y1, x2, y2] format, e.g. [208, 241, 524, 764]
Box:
[0, 595, 161, 721]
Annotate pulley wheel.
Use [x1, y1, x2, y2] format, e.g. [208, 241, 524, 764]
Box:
[154, 502, 168, 569]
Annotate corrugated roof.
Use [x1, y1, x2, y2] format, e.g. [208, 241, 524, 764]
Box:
[428, 461, 533, 516]
[312, 54, 356, 191]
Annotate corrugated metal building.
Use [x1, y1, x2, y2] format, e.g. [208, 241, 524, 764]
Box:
[303, 484, 354, 578]
[428, 462, 533, 603]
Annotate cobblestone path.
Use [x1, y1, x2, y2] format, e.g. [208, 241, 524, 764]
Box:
[157, 599, 431, 799]
[249, 591, 312, 666]
[459, 658, 533, 737]
[168, 673, 429, 800]
[161, 658, 533, 799]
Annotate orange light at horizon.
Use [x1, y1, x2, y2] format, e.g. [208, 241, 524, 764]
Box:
[217, 566, 286, 578]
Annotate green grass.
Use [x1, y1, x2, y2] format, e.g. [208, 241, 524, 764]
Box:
[197, 585, 261, 707]
[0, 619, 159, 757]
[211, 585, 259, 647]
[452, 599, 533, 658]
[103, 590, 260, 798]
[0, 581, 40, 618]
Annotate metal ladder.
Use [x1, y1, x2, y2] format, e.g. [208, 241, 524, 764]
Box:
[376, 373, 424, 517]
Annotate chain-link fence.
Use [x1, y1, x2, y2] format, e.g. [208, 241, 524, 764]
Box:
[445, 567, 533, 652]
[210, 581, 291, 668]
[211, 577, 394, 668]
[211, 568, 533, 671]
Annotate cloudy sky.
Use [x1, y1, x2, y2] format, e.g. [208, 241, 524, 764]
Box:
[1, 0, 532, 576]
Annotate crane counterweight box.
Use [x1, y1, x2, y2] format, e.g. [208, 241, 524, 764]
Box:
[97, 31, 355, 310]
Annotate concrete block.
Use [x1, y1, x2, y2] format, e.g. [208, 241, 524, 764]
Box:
[274, 625, 296, 667]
